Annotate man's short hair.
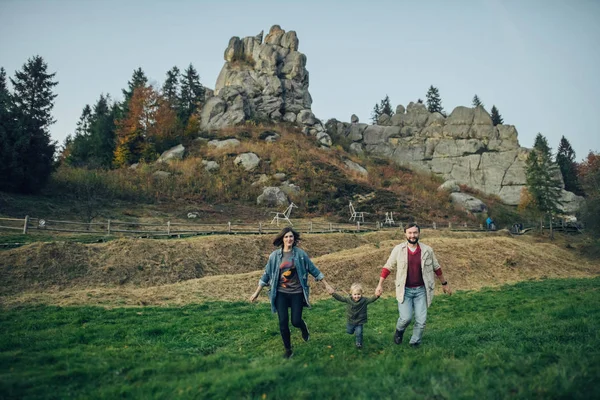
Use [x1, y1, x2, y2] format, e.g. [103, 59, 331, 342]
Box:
[404, 222, 420, 232]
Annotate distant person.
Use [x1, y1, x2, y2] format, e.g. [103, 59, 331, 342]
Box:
[486, 217, 494, 230]
[250, 227, 333, 359]
[326, 282, 380, 349]
[375, 223, 452, 347]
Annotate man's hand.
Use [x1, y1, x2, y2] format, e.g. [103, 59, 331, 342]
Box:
[326, 285, 335, 295]
[375, 284, 383, 297]
[442, 283, 453, 295]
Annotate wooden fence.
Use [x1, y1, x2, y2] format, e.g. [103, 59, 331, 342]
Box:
[0, 216, 489, 238]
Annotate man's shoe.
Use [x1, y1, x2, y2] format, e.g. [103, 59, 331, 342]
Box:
[301, 325, 310, 342]
[394, 329, 404, 345]
[283, 348, 294, 359]
[409, 342, 420, 348]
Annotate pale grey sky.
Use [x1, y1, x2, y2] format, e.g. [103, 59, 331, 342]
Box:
[1, 0, 599, 160]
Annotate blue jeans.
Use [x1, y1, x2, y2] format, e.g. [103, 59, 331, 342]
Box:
[346, 323, 364, 345]
[396, 286, 427, 345]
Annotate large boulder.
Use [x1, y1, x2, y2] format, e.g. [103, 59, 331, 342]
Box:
[257, 187, 289, 207]
[234, 152, 260, 171]
[450, 193, 488, 213]
[157, 144, 185, 162]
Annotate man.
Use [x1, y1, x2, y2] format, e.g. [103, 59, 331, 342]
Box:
[375, 223, 452, 347]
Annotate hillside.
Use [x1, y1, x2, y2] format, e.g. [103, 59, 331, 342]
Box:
[0, 123, 520, 228]
[2, 229, 598, 308]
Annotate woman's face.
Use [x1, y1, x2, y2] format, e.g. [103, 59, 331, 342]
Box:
[283, 231, 295, 248]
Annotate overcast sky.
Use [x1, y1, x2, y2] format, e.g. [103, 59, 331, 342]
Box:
[1, 0, 599, 161]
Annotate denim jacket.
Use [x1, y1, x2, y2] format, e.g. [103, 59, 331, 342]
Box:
[383, 242, 440, 308]
[259, 246, 324, 313]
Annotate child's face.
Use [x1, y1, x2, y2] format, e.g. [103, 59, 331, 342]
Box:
[351, 290, 362, 302]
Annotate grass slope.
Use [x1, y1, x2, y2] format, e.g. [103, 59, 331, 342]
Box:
[1, 277, 599, 399]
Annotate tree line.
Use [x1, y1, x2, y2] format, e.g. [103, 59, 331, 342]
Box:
[1, 56, 207, 194]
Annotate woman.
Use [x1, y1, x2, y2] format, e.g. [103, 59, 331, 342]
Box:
[250, 227, 332, 358]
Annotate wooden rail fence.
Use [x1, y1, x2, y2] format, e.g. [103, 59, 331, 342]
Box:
[0, 216, 492, 239]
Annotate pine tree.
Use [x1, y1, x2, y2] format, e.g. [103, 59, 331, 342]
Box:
[163, 66, 180, 106]
[178, 64, 205, 126]
[0, 67, 16, 190]
[525, 133, 563, 237]
[371, 103, 381, 124]
[379, 95, 394, 117]
[4, 56, 58, 193]
[490, 105, 504, 126]
[556, 136, 583, 196]
[120, 68, 148, 118]
[472, 94, 484, 109]
[425, 85, 444, 114]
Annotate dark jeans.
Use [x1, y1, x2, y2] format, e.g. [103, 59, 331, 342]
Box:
[346, 323, 364, 345]
[275, 291, 308, 350]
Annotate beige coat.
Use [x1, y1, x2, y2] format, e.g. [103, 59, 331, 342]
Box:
[383, 242, 441, 307]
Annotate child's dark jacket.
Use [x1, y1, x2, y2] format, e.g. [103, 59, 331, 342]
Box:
[332, 293, 379, 325]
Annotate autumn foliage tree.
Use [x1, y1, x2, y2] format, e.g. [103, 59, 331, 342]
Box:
[578, 151, 600, 235]
[113, 85, 160, 167]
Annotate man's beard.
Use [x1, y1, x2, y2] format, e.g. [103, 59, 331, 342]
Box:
[407, 237, 419, 244]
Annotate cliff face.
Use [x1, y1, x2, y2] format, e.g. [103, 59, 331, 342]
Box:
[327, 103, 582, 211]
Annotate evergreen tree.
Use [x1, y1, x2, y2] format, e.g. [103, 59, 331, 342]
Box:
[525, 133, 563, 236]
[472, 94, 484, 109]
[163, 66, 180, 106]
[120, 68, 148, 118]
[556, 136, 583, 196]
[490, 105, 504, 126]
[371, 103, 381, 124]
[0, 67, 16, 190]
[88, 94, 117, 168]
[417, 98, 424, 104]
[379, 95, 394, 117]
[122, 68, 148, 104]
[3, 56, 58, 193]
[425, 85, 444, 114]
[178, 64, 204, 126]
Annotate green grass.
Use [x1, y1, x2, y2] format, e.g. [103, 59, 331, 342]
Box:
[1, 278, 599, 399]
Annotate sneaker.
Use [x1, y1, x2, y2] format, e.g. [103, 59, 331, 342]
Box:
[356, 343, 363, 349]
[394, 329, 404, 345]
[409, 342, 420, 348]
[301, 325, 310, 342]
[283, 348, 294, 359]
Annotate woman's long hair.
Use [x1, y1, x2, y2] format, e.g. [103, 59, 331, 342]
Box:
[273, 227, 301, 248]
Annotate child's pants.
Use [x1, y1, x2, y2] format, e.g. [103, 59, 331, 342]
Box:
[346, 323, 364, 345]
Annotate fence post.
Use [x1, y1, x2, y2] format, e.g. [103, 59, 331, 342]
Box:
[167, 221, 171, 235]
[433, 222, 436, 230]
[228, 222, 231, 233]
[310, 221, 313, 233]
[399, 221, 403, 231]
[479, 223, 483, 230]
[259, 222, 262, 234]
[329, 223, 333, 232]
[23, 215, 29, 234]
[107, 219, 111, 235]
[449, 222, 452, 229]
[357, 222, 361, 232]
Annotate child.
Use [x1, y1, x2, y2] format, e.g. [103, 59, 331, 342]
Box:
[327, 283, 380, 348]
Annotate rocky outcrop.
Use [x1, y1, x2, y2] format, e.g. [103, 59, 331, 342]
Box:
[327, 105, 574, 207]
[201, 25, 326, 142]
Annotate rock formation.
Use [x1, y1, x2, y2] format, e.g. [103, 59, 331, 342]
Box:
[201, 25, 330, 146]
[326, 104, 582, 209]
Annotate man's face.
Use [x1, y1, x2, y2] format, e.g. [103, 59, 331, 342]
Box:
[405, 226, 420, 244]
